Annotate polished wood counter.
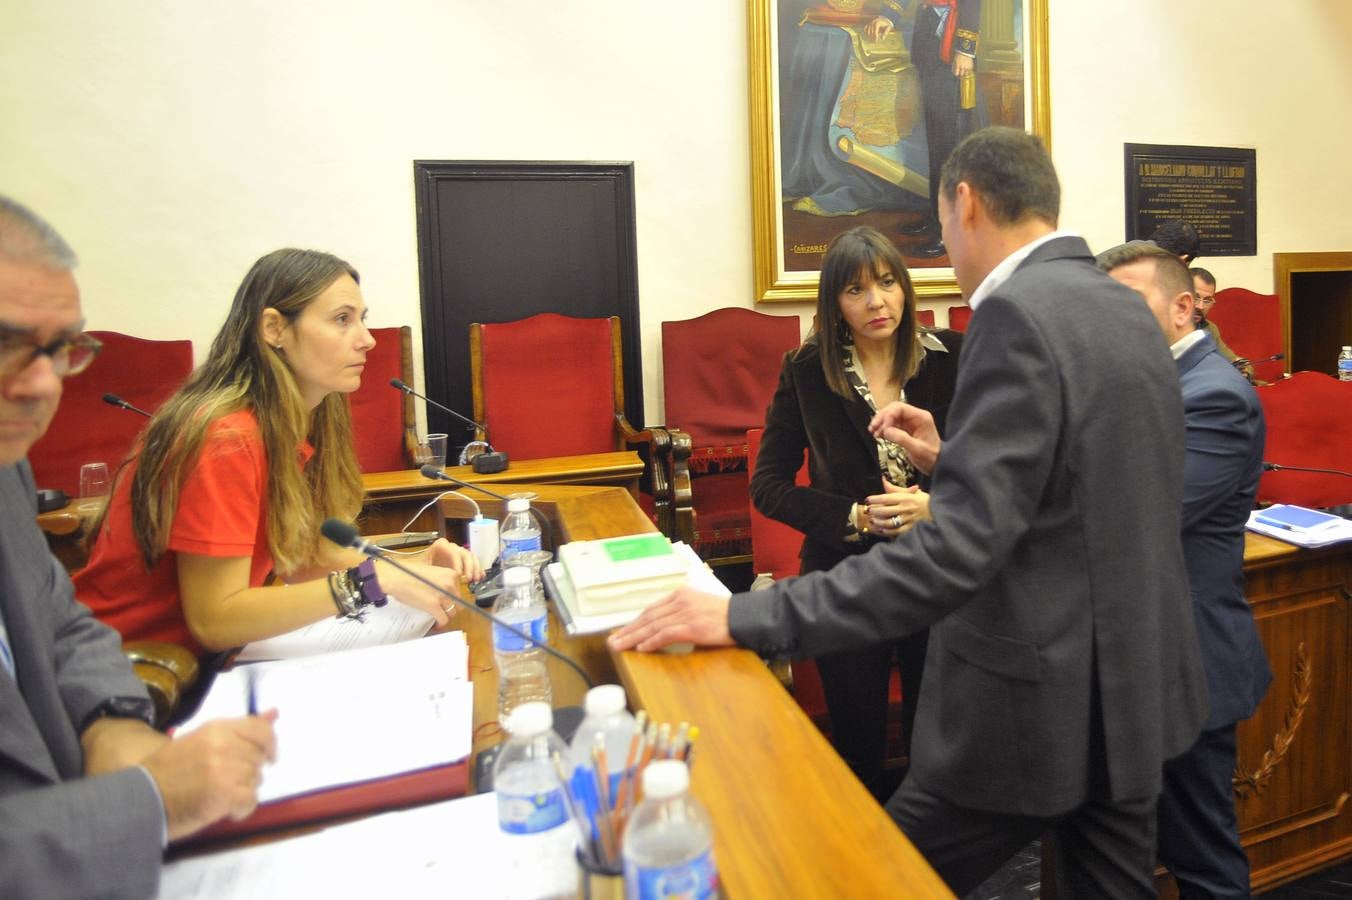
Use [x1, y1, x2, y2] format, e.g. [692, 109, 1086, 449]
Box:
[1231, 532, 1352, 891]
[442, 483, 954, 899]
[38, 451, 644, 572]
[360, 451, 642, 534]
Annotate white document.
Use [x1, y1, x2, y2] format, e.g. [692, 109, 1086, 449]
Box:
[179, 631, 471, 803]
[550, 542, 731, 635]
[1246, 508, 1352, 549]
[234, 601, 435, 662]
[158, 792, 577, 900]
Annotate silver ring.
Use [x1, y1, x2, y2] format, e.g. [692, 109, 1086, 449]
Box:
[891, 516, 902, 529]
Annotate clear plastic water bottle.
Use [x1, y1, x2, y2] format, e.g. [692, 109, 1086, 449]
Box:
[1338, 345, 1352, 382]
[500, 497, 543, 562]
[492, 566, 551, 721]
[568, 684, 637, 844]
[493, 702, 574, 857]
[623, 760, 719, 900]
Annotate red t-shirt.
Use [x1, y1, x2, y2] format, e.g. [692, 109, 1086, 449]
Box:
[74, 409, 315, 657]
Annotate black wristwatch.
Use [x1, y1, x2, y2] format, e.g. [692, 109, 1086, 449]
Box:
[82, 695, 156, 731]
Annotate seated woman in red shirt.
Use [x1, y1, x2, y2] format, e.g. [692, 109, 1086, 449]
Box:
[75, 248, 482, 658]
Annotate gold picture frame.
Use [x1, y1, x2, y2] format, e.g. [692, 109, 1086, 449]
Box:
[750, 0, 1051, 302]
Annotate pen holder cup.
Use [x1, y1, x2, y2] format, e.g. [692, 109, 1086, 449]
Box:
[576, 848, 623, 900]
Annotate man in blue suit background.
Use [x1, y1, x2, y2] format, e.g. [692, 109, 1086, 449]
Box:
[1101, 240, 1271, 898]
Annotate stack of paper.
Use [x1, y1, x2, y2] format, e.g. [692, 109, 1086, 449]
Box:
[179, 631, 472, 806]
[557, 533, 690, 615]
[158, 792, 577, 900]
[235, 601, 436, 662]
[1246, 504, 1352, 548]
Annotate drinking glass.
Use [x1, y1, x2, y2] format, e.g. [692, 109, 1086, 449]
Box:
[78, 461, 110, 514]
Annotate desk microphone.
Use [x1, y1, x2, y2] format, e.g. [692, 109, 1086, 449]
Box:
[103, 393, 151, 417]
[1262, 461, 1352, 479]
[320, 517, 593, 689]
[389, 379, 510, 473]
[420, 464, 511, 501]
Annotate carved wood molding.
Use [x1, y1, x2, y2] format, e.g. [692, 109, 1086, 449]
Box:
[1235, 642, 1312, 799]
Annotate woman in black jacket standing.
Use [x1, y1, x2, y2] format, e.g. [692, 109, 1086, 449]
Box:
[751, 226, 962, 802]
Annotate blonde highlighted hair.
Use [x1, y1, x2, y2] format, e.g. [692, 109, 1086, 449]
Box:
[107, 249, 364, 574]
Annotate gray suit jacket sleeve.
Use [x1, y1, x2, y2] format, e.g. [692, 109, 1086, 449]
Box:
[1, 462, 164, 899]
[730, 293, 1058, 657]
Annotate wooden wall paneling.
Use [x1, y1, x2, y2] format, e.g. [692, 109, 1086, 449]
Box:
[413, 161, 643, 453]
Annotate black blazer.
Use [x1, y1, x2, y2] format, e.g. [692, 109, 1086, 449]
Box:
[750, 330, 963, 574]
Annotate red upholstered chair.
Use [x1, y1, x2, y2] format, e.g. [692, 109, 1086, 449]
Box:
[1209, 287, 1285, 383]
[746, 427, 826, 726]
[348, 326, 417, 473]
[661, 308, 801, 563]
[915, 308, 935, 328]
[947, 304, 972, 332]
[470, 314, 691, 541]
[747, 427, 907, 751]
[29, 331, 192, 496]
[1254, 372, 1352, 508]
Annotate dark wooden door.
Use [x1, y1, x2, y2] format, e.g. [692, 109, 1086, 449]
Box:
[414, 161, 642, 453]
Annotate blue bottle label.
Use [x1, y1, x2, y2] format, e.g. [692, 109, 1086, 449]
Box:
[502, 533, 543, 556]
[497, 785, 568, 834]
[493, 613, 547, 652]
[625, 847, 718, 900]
[1339, 358, 1352, 372]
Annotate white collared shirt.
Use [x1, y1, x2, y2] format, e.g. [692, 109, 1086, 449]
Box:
[968, 230, 1078, 311]
[1169, 327, 1207, 360]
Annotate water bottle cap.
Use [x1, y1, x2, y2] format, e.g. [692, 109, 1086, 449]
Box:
[584, 683, 627, 717]
[641, 759, 689, 799]
[507, 497, 530, 513]
[502, 566, 531, 588]
[505, 701, 553, 737]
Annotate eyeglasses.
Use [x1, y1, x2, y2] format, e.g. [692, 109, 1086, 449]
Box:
[0, 330, 103, 379]
[1194, 295, 1216, 309]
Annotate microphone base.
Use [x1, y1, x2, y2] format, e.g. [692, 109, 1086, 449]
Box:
[472, 452, 509, 474]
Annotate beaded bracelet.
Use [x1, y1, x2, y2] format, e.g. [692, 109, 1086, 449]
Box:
[328, 560, 389, 619]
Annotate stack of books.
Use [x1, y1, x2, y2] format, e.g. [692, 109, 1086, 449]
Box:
[557, 533, 691, 616]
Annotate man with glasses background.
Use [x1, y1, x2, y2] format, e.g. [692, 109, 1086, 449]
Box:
[1191, 266, 1255, 381]
[0, 194, 276, 898]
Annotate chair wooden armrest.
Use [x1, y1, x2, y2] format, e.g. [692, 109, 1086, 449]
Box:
[617, 415, 694, 545]
[124, 640, 200, 730]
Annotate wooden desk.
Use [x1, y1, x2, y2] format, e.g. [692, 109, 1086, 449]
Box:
[360, 451, 643, 534]
[442, 484, 954, 898]
[1231, 533, 1352, 891]
[38, 452, 645, 573]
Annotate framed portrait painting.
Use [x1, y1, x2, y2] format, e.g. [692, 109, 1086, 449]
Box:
[750, 0, 1050, 301]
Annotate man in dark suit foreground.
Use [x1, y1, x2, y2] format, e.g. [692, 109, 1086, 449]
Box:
[611, 127, 1207, 896]
[0, 195, 276, 898]
[1100, 241, 1270, 898]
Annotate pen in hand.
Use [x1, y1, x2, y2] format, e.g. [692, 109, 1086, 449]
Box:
[244, 666, 260, 716]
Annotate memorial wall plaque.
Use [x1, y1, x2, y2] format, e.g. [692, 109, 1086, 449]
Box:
[1124, 143, 1256, 256]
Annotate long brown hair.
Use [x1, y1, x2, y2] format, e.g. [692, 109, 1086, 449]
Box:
[802, 226, 921, 398]
[109, 249, 364, 574]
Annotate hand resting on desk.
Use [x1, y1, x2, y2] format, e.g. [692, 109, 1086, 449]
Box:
[607, 587, 735, 653]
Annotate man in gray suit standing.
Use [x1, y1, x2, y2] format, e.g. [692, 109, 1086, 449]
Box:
[611, 127, 1207, 896]
[0, 195, 276, 899]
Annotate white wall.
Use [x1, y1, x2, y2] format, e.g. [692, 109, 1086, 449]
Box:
[3, 1, 1349, 422]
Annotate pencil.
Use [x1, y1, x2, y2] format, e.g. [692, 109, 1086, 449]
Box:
[591, 737, 618, 865]
[612, 710, 646, 821]
[551, 751, 594, 862]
